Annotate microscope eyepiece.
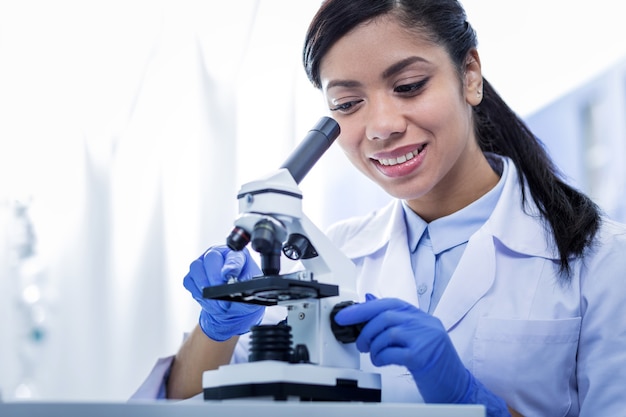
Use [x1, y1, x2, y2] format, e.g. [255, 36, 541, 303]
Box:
[280, 116, 340, 184]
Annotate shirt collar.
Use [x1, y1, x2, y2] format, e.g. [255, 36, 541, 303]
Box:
[403, 154, 507, 255]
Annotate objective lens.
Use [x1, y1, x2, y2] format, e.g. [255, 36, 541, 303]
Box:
[251, 220, 277, 254]
[226, 226, 250, 251]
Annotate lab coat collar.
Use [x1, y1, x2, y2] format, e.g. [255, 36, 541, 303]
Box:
[482, 157, 560, 260]
[337, 156, 558, 261]
[332, 199, 403, 259]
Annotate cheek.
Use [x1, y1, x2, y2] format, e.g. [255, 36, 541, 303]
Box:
[416, 94, 470, 148]
[412, 94, 453, 130]
[337, 134, 371, 175]
[337, 132, 361, 159]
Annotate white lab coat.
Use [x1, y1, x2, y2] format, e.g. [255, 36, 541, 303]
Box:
[320, 158, 626, 416]
[133, 157, 626, 416]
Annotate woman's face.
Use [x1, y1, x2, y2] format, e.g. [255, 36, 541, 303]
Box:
[319, 15, 490, 219]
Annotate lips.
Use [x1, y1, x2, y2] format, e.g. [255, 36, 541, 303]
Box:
[370, 144, 427, 179]
[373, 144, 426, 166]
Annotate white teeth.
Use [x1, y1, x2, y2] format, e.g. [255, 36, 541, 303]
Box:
[377, 149, 419, 166]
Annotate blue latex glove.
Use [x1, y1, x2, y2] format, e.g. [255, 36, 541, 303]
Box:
[334, 296, 509, 416]
[183, 245, 265, 341]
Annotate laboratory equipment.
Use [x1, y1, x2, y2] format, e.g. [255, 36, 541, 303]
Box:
[202, 116, 382, 402]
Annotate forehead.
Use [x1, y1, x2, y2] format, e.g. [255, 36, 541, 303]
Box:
[319, 15, 448, 87]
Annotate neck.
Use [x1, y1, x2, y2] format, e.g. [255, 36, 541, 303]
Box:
[406, 152, 500, 222]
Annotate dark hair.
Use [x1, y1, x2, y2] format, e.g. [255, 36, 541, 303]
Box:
[303, 0, 601, 276]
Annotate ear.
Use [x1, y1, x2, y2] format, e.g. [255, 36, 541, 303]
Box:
[464, 48, 483, 106]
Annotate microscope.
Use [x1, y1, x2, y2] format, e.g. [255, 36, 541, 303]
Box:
[202, 117, 382, 402]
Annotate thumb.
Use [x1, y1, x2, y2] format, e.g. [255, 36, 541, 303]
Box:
[221, 250, 246, 280]
[365, 293, 378, 301]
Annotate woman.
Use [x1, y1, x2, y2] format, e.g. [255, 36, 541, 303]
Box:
[134, 1, 626, 416]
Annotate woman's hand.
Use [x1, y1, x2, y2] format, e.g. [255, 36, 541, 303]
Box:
[335, 296, 512, 416]
[183, 245, 264, 341]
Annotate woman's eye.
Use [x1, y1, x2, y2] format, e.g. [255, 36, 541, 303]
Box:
[330, 99, 364, 114]
[395, 79, 428, 94]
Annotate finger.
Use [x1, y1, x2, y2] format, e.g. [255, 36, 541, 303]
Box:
[202, 249, 227, 286]
[367, 322, 409, 360]
[365, 293, 377, 301]
[355, 310, 408, 352]
[238, 248, 262, 279]
[369, 346, 411, 368]
[221, 250, 246, 280]
[183, 258, 209, 297]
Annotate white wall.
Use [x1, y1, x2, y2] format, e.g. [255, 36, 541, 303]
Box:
[461, 0, 626, 117]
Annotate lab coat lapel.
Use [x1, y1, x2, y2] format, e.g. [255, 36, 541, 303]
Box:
[337, 200, 419, 306]
[431, 157, 554, 331]
[377, 226, 419, 306]
[433, 228, 496, 330]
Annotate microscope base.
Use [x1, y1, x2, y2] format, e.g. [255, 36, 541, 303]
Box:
[203, 361, 381, 402]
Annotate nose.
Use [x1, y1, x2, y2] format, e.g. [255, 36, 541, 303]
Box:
[365, 94, 407, 141]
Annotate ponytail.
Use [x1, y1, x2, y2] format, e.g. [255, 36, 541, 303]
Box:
[475, 78, 601, 275]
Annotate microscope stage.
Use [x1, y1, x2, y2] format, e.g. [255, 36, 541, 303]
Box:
[203, 276, 339, 306]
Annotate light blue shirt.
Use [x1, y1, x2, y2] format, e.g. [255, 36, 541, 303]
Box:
[402, 155, 505, 313]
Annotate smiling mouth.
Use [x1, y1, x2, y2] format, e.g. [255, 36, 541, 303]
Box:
[374, 144, 426, 166]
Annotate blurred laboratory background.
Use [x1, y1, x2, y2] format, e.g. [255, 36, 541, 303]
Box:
[1, 0, 625, 402]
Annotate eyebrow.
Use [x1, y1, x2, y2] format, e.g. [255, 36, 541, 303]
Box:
[325, 56, 430, 91]
[325, 79, 362, 91]
[382, 56, 430, 79]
